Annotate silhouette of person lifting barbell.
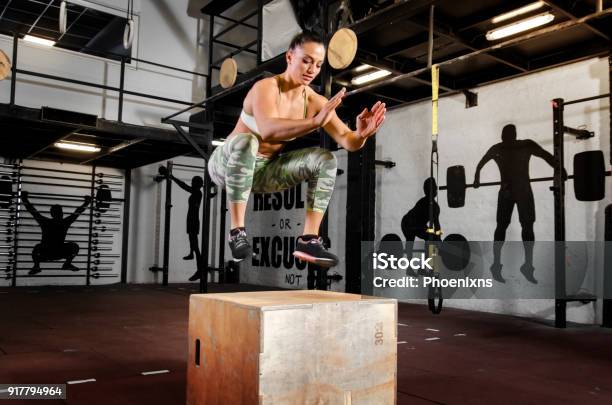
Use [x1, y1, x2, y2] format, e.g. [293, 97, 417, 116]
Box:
[473, 124, 567, 284]
[21, 191, 91, 275]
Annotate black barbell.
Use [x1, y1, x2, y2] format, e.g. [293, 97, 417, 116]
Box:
[11, 238, 112, 245]
[8, 252, 120, 259]
[0, 201, 120, 212]
[0, 171, 123, 186]
[443, 151, 608, 207]
[4, 231, 114, 237]
[5, 272, 118, 279]
[1, 259, 114, 266]
[0, 163, 123, 179]
[9, 249, 117, 259]
[3, 224, 119, 232]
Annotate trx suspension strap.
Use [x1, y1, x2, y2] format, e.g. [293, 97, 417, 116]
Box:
[427, 64, 443, 315]
[425, 5, 442, 314]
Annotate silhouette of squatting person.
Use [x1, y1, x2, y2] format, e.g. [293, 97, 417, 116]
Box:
[166, 171, 204, 281]
[21, 191, 91, 275]
[401, 177, 441, 276]
[473, 124, 566, 284]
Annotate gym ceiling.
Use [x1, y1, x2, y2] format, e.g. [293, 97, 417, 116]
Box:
[330, 0, 611, 107]
[0, 0, 610, 167]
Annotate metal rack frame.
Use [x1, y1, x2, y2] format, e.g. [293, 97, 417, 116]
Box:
[552, 83, 611, 327]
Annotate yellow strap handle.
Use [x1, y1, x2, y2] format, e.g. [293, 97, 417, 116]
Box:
[429, 64, 442, 273]
[431, 64, 439, 137]
[426, 228, 443, 236]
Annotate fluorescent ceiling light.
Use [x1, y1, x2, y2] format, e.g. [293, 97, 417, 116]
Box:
[23, 35, 56, 47]
[55, 142, 101, 153]
[351, 69, 392, 86]
[486, 12, 554, 41]
[492, 1, 545, 24]
[353, 64, 371, 73]
[212, 139, 225, 146]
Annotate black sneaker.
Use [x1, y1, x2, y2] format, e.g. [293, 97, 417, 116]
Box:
[229, 229, 252, 262]
[293, 235, 338, 267]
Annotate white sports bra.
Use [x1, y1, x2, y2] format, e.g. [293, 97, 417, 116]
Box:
[239, 76, 308, 139]
[239, 110, 261, 135]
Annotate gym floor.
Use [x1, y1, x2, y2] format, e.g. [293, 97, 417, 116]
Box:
[1, 284, 611, 404]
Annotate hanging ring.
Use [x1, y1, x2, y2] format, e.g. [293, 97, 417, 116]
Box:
[59, 1, 67, 35]
[123, 18, 134, 50]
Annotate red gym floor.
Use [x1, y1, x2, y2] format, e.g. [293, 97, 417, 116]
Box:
[1, 283, 611, 404]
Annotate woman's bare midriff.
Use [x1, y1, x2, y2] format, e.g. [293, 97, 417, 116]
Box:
[226, 76, 314, 159]
[227, 121, 286, 159]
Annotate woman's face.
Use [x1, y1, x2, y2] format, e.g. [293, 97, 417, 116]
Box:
[286, 41, 325, 85]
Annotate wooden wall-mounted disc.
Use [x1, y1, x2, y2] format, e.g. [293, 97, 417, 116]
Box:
[327, 28, 357, 70]
[219, 58, 238, 88]
[0, 50, 12, 81]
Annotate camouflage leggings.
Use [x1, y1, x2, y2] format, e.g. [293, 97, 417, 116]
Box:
[207, 133, 337, 213]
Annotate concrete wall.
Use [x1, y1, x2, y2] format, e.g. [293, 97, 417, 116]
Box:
[374, 56, 610, 324]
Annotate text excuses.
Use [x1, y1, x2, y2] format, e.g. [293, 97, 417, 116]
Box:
[252, 236, 307, 270]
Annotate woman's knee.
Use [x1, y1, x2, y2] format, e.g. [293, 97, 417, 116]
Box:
[305, 149, 337, 213]
[311, 148, 337, 173]
[230, 133, 259, 156]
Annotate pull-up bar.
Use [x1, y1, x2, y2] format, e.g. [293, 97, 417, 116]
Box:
[564, 93, 611, 106]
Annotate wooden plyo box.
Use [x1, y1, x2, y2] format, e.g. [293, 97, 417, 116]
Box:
[187, 290, 397, 405]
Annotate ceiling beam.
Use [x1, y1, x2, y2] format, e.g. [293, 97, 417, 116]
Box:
[453, 39, 610, 90]
[0, 0, 13, 21]
[377, 32, 432, 59]
[201, 0, 243, 16]
[406, 15, 530, 72]
[364, 91, 413, 105]
[542, 0, 610, 41]
[26, 128, 82, 160]
[453, 0, 535, 33]
[27, 0, 54, 34]
[527, 40, 611, 71]
[79, 138, 146, 165]
[344, 9, 612, 97]
[337, 77, 414, 104]
[451, 64, 519, 89]
[57, 8, 87, 42]
[354, 51, 456, 93]
[347, 0, 435, 35]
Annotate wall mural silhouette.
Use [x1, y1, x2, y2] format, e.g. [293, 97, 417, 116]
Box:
[22, 191, 90, 275]
[401, 177, 441, 276]
[169, 174, 204, 282]
[473, 124, 567, 284]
